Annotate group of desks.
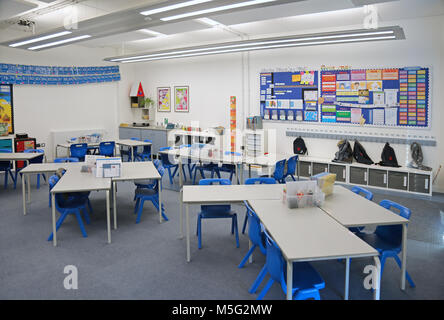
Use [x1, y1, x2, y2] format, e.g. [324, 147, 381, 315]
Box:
[181, 184, 409, 301]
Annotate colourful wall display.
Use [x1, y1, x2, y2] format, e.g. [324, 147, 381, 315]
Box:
[157, 87, 171, 112]
[0, 84, 14, 134]
[0, 63, 120, 85]
[260, 70, 319, 122]
[174, 86, 189, 112]
[319, 67, 429, 128]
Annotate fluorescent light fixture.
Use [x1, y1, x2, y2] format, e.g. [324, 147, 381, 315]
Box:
[110, 30, 395, 62]
[120, 35, 396, 63]
[28, 35, 91, 50]
[138, 29, 165, 37]
[196, 17, 223, 27]
[9, 31, 72, 48]
[140, 0, 214, 16]
[161, 0, 276, 21]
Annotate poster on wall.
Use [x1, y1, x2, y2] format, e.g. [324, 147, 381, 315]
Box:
[0, 84, 14, 134]
[174, 86, 189, 112]
[157, 87, 171, 112]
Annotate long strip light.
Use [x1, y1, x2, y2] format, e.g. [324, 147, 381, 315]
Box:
[110, 30, 395, 62]
[28, 35, 92, 50]
[140, 0, 214, 16]
[161, 0, 276, 21]
[120, 35, 396, 63]
[9, 31, 72, 48]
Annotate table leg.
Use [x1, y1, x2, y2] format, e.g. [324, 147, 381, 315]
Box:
[186, 203, 190, 262]
[235, 163, 239, 185]
[113, 181, 117, 230]
[248, 239, 253, 264]
[51, 193, 57, 246]
[179, 158, 183, 188]
[158, 178, 163, 223]
[286, 260, 293, 300]
[106, 190, 111, 244]
[131, 146, 134, 162]
[248, 164, 251, 178]
[401, 224, 407, 290]
[373, 256, 381, 300]
[27, 170, 31, 203]
[345, 257, 350, 300]
[180, 188, 183, 239]
[22, 172, 27, 215]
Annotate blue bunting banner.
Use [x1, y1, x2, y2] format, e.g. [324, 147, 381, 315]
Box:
[0, 63, 120, 85]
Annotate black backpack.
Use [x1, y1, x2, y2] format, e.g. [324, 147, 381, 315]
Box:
[333, 139, 353, 163]
[293, 136, 307, 155]
[353, 140, 374, 165]
[379, 142, 400, 167]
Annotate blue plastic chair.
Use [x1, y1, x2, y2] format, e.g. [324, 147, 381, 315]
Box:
[54, 157, 79, 163]
[99, 141, 115, 157]
[197, 179, 239, 249]
[253, 229, 325, 300]
[284, 155, 298, 181]
[135, 139, 152, 161]
[0, 148, 15, 189]
[241, 177, 276, 234]
[47, 175, 91, 241]
[267, 159, 286, 183]
[238, 201, 267, 268]
[159, 146, 187, 184]
[358, 200, 416, 288]
[213, 151, 242, 183]
[349, 186, 374, 233]
[134, 162, 169, 223]
[70, 143, 87, 161]
[22, 149, 46, 189]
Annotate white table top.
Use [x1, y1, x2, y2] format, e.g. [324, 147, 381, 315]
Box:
[248, 198, 378, 262]
[0, 152, 42, 161]
[320, 185, 408, 227]
[57, 142, 101, 148]
[115, 139, 152, 147]
[183, 184, 284, 204]
[112, 161, 160, 181]
[20, 162, 81, 174]
[51, 165, 111, 193]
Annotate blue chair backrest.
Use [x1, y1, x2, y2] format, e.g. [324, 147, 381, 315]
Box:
[130, 137, 140, 141]
[142, 139, 152, 153]
[244, 200, 267, 255]
[351, 186, 373, 200]
[375, 200, 411, 247]
[99, 141, 115, 156]
[54, 157, 79, 163]
[264, 228, 284, 283]
[273, 159, 286, 181]
[245, 177, 276, 185]
[70, 143, 87, 159]
[159, 146, 174, 165]
[24, 149, 44, 164]
[199, 179, 231, 212]
[286, 155, 298, 175]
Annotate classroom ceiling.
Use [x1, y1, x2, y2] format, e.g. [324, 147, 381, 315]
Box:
[0, 0, 443, 54]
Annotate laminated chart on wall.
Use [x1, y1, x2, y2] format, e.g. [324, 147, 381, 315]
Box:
[319, 67, 429, 128]
[0, 63, 121, 85]
[260, 71, 319, 122]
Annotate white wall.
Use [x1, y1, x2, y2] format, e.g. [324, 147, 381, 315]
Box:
[0, 45, 120, 159]
[123, 14, 444, 192]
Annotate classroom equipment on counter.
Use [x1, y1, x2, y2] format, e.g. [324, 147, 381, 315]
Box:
[353, 140, 374, 165]
[293, 136, 307, 155]
[408, 142, 431, 171]
[378, 142, 400, 167]
[332, 140, 353, 163]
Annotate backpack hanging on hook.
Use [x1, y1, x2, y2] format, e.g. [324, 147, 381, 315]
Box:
[293, 136, 307, 155]
[378, 142, 401, 167]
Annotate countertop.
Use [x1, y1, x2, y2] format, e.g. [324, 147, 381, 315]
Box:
[119, 125, 171, 131]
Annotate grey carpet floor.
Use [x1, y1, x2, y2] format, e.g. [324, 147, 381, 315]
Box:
[0, 172, 443, 300]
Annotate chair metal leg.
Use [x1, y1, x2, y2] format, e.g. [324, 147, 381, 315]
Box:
[82, 206, 91, 225]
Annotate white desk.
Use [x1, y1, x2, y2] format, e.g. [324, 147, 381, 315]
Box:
[248, 198, 380, 300]
[115, 139, 152, 162]
[19, 162, 80, 215]
[50, 164, 112, 246]
[181, 184, 284, 262]
[111, 162, 163, 227]
[320, 185, 409, 290]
